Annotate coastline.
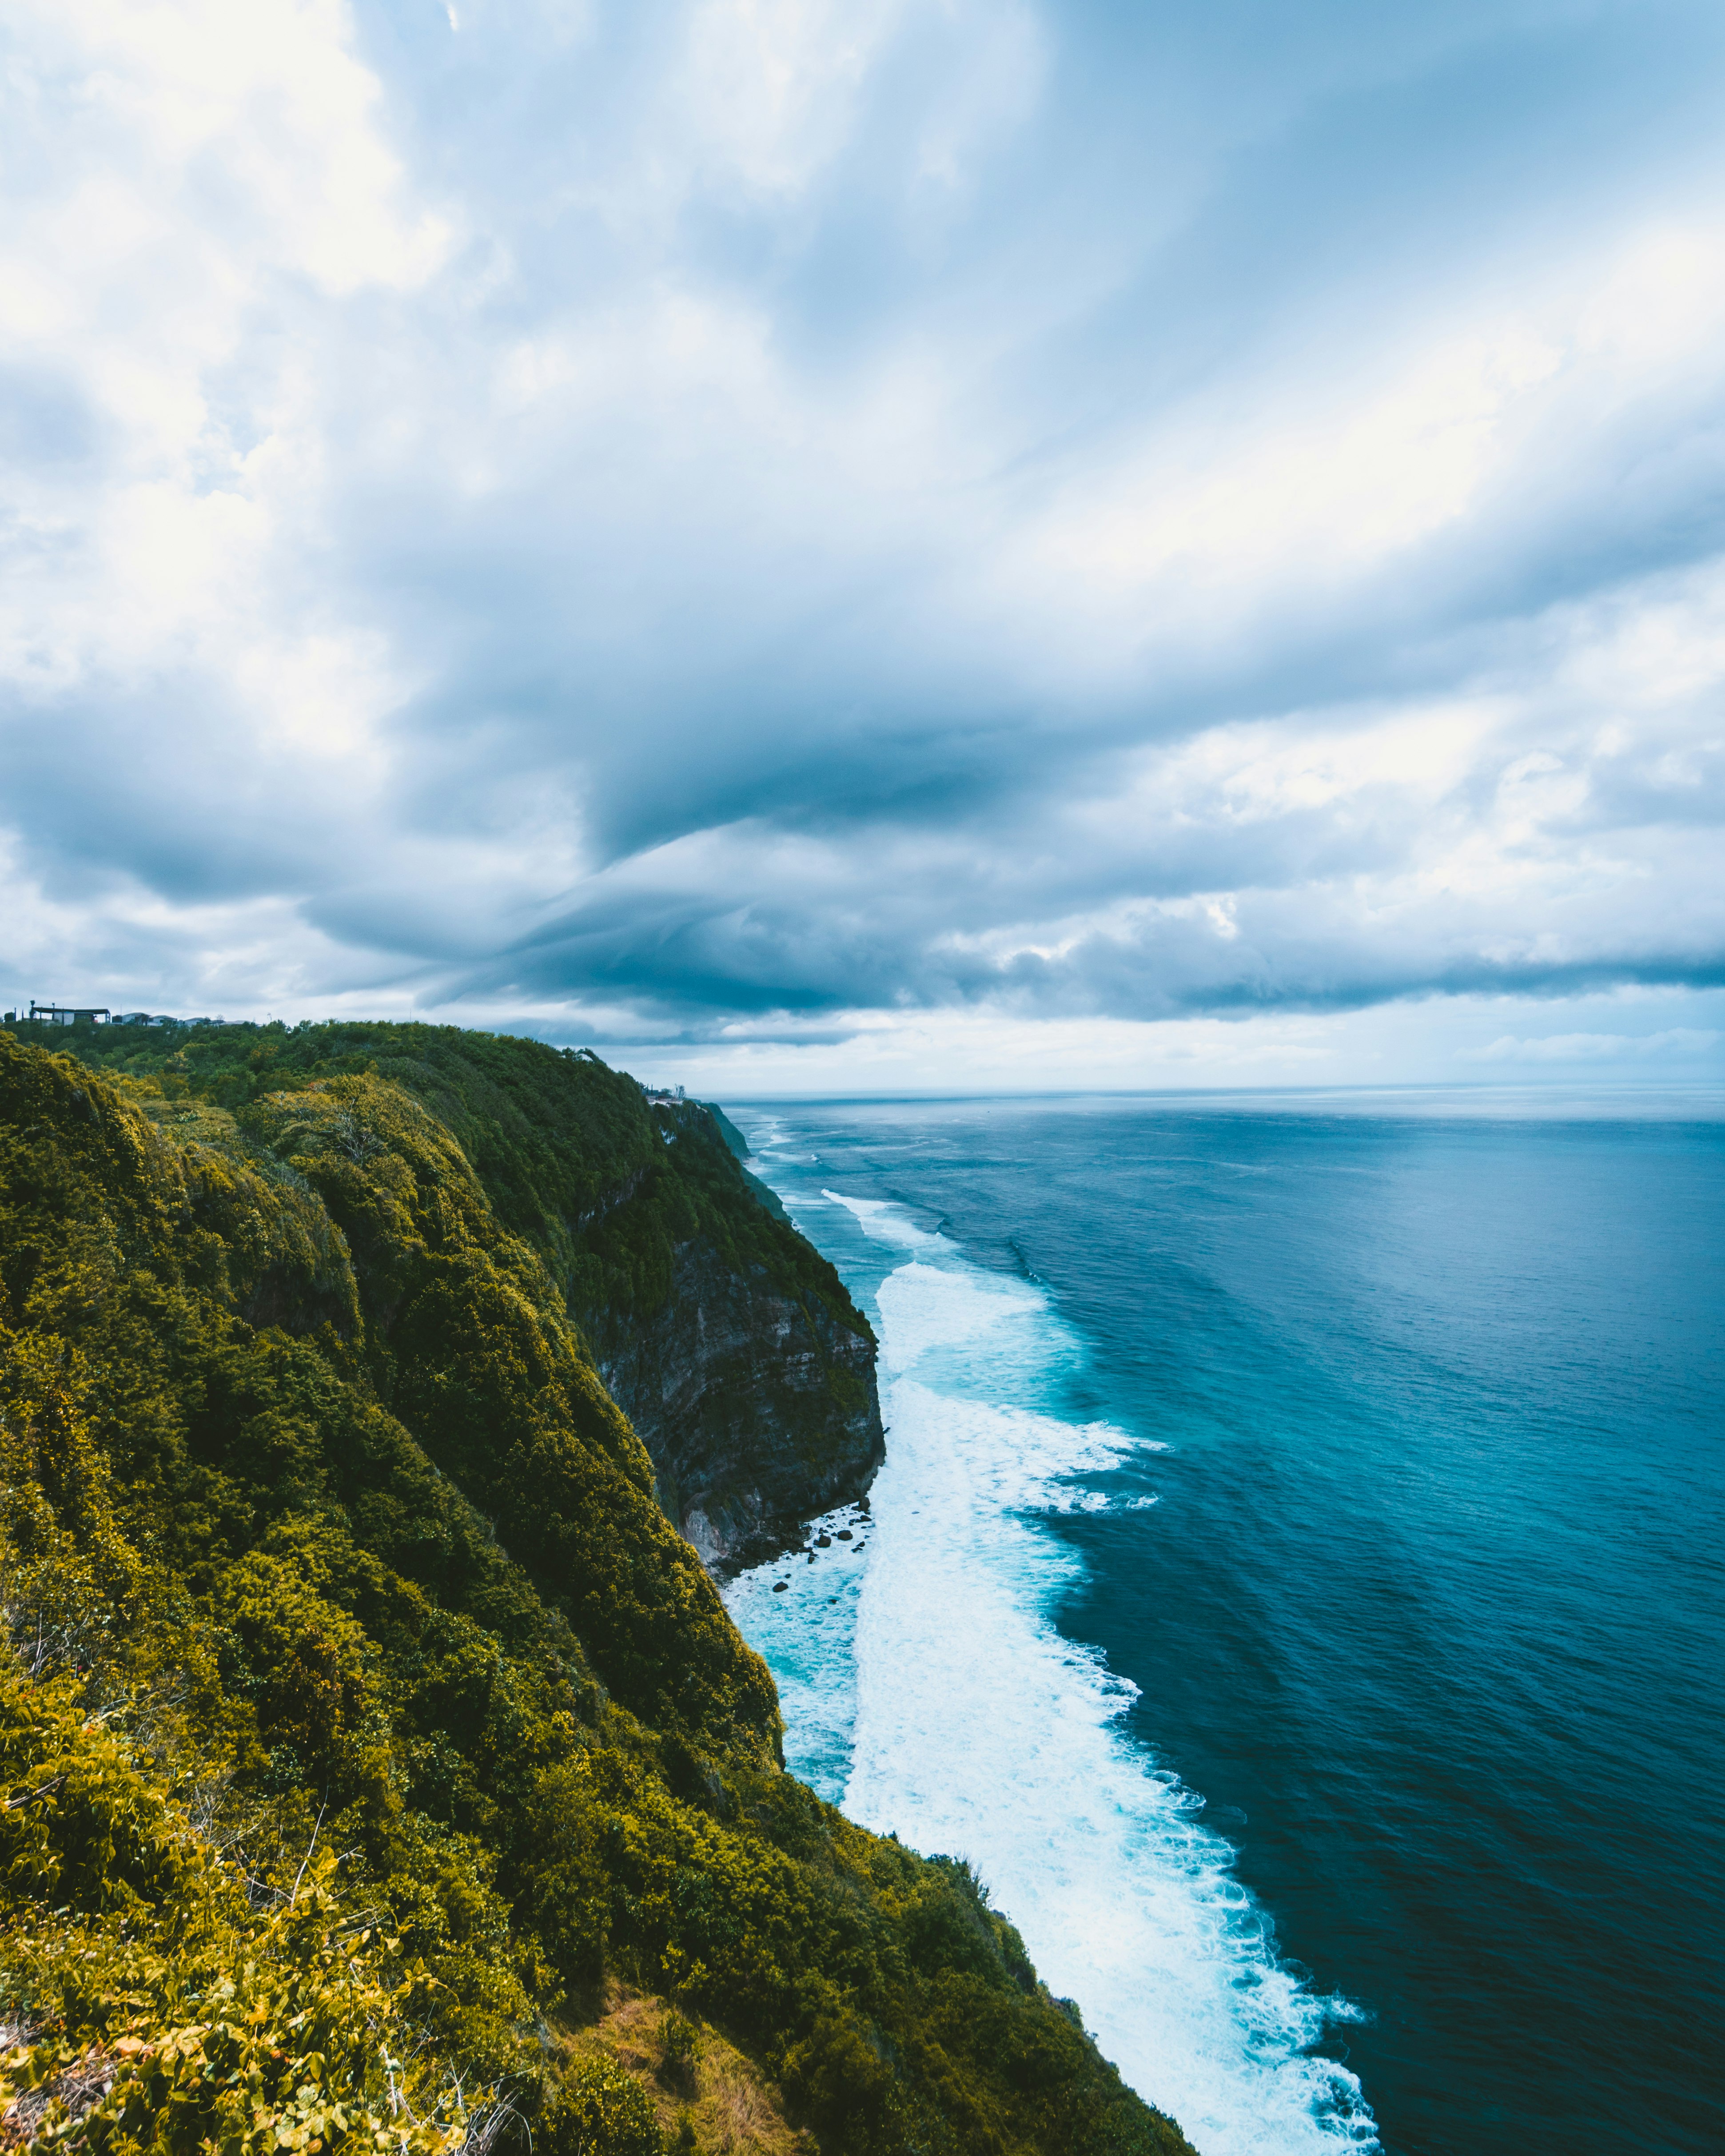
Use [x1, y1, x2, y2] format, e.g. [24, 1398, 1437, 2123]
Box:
[723, 1110, 1379, 2156]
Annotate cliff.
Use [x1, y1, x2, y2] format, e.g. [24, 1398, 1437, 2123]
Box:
[41, 1018, 884, 1571]
[0, 1021, 1197, 2156]
[590, 1098, 884, 1571]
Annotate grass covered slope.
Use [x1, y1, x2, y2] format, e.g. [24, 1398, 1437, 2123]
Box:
[0, 1032, 1195, 2156]
[42, 1019, 884, 1565]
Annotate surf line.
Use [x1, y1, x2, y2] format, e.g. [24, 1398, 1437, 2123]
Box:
[730, 1174, 1378, 2156]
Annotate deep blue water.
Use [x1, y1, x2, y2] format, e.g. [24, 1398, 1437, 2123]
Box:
[720, 1092, 1725, 2156]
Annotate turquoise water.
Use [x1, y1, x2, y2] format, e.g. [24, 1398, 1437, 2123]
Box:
[720, 1092, 1724, 2156]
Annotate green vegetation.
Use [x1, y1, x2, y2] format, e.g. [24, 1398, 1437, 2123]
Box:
[31, 1018, 861, 1365]
[0, 1024, 1195, 2156]
[34, 1021, 879, 1558]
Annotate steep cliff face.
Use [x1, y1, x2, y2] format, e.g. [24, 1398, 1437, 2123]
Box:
[555, 1091, 884, 1568]
[598, 1223, 884, 1570]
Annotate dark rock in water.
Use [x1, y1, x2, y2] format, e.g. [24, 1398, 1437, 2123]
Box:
[836, 1529, 853, 1541]
[815, 1534, 832, 1547]
[806, 1552, 815, 1563]
[773, 1580, 788, 1593]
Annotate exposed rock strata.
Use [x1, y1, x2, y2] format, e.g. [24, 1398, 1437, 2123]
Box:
[598, 1230, 885, 1573]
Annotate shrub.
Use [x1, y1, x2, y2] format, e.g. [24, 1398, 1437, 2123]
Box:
[545, 2055, 665, 2156]
[656, 2009, 699, 2095]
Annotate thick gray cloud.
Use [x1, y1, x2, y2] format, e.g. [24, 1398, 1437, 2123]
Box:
[2, 0, 1723, 1082]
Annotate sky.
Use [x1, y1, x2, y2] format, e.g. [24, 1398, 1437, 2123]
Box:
[3, 0, 1724, 1094]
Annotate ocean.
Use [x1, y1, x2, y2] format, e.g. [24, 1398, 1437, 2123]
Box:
[717, 1091, 1724, 2156]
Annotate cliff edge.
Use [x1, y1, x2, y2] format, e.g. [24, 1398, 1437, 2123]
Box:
[47, 1018, 883, 1569]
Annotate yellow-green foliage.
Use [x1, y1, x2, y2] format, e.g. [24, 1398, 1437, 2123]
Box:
[544, 2058, 664, 2156]
[52, 1019, 869, 1353]
[62, 1017, 879, 1543]
[0, 1342, 479, 2155]
[563, 1988, 810, 2156]
[0, 1032, 1195, 2156]
[0, 1668, 470, 2156]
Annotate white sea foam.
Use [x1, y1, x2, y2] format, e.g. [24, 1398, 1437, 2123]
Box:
[726, 1182, 1378, 2156]
[722, 1493, 877, 1797]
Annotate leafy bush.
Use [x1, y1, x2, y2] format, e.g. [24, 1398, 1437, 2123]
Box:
[544, 2056, 666, 2156]
[0, 1663, 474, 2155]
[655, 2010, 698, 2096]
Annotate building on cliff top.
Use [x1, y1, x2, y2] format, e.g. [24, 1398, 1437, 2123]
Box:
[22, 1000, 112, 1026]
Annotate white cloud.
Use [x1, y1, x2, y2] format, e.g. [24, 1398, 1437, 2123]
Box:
[680, 0, 908, 198]
[1463, 1028, 1721, 1064]
[0, 0, 448, 835]
[1011, 216, 1725, 681]
[31, 0, 450, 293]
[1, 0, 1724, 1086]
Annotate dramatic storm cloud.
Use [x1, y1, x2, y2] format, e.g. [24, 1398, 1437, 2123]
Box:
[4, 0, 1724, 1086]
